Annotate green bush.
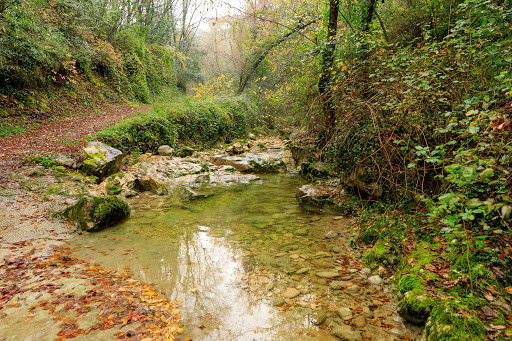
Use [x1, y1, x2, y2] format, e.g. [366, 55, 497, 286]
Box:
[95, 97, 262, 153]
[95, 113, 177, 154]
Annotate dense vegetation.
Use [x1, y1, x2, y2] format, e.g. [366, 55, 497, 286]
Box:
[95, 96, 261, 152]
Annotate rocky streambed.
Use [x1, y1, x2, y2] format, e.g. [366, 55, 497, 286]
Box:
[0, 137, 423, 340]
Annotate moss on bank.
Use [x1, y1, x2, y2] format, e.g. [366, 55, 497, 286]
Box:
[95, 96, 262, 154]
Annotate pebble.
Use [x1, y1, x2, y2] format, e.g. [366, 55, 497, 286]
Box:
[325, 231, 339, 238]
[296, 268, 309, 275]
[312, 310, 328, 325]
[330, 322, 361, 341]
[493, 229, 504, 235]
[330, 281, 350, 289]
[346, 285, 359, 292]
[352, 315, 367, 328]
[389, 327, 404, 336]
[368, 275, 383, 285]
[282, 287, 301, 299]
[272, 297, 286, 306]
[316, 271, 339, 278]
[336, 307, 353, 320]
[361, 267, 371, 275]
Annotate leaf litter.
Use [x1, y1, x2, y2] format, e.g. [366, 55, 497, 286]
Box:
[0, 241, 182, 340]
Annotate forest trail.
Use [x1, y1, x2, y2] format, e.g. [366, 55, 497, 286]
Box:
[0, 105, 150, 178]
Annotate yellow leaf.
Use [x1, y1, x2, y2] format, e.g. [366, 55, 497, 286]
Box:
[505, 286, 512, 295]
[188, 288, 198, 292]
[341, 66, 347, 72]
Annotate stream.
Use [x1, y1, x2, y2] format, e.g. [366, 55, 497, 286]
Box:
[68, 173, 417, 341]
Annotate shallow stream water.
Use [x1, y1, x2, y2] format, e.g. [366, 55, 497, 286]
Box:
[69, 174, 415, 341]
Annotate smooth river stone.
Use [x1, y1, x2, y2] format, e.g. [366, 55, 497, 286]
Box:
[316, 271, 339, 278]
[282, 288, 301, 299]
[296, 268, 310, 275]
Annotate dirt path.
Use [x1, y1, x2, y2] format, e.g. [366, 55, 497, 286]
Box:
[0, 105, 150, 179]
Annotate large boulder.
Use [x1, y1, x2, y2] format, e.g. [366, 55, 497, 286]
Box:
[210, 153, 287, 173]
[63, 195, 130, 232]
[226, 142, 249, 155]
[81, 142, 123, 182]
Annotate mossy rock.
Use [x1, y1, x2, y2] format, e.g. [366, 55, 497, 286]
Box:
[80, 142, 123, 183]
[398, 274, 423, 294]
[363, 239, 400, 266]
[397, 288, 435, 324]
[358, 225, 380, 245]
[422, 299, 486, 340]
[63, 195, 130, 232]
[176, 146, 194, 158]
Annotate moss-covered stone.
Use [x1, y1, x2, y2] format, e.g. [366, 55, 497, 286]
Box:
[397, 288, 435, 324]
[176, 146, 194, 158]
[398, 274, 423, 294]
[422, 299, 486, 340]
[358, 225, 380, 245]
[363, 239, 400, 266]
[80, 142, 123, 183]
[63, 195, 130, 232]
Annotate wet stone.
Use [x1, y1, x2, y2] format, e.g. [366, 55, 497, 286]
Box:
[282, 288, 301, 299]
[368, 275, 383, 285]
[336, 307, 353, 320]
[316, 271, 339, 278]
[311, 310, 329, 326]
[296, 268, 310, 275]
[352, 315, 367, 328]
[325, 231, 339, 238]
[330, 322, 361, 341]
[330, 281, 350, 290]
[272, 297, 286, 306]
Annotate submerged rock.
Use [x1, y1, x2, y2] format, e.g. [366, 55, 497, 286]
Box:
[282, 288, 301, 299]
[139, 176, 168, 195]
[63, 195, 130, 232]
[80, 142, 123, 182]
[329, 320, 362, 341]
[98, 172, 168, 197]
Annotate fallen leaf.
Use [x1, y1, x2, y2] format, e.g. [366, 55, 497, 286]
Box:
[490, 324, 506, 330]
[481, 306, 498, 318]
[188, 288, 198, 292]
[504, 287, 512, 295]
[484, 294, 494, 302]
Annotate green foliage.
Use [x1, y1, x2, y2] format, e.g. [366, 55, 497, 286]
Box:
[0, 0, 178, 108]
[95, 113, 178, 154]
[398, 274, 423, 294]
[95, 97, 262, 153]
[21, 153, 59, 168]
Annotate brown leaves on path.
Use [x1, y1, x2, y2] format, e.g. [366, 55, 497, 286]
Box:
[0, 105, 150, 175]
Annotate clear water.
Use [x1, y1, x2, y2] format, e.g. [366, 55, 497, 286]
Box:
[68, 174, 385, 340]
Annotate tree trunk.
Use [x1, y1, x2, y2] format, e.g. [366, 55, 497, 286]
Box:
[318, 0, 339, 144]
